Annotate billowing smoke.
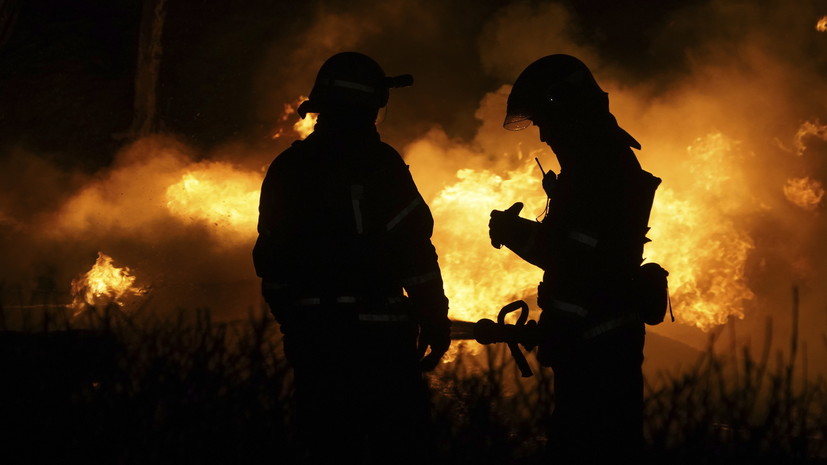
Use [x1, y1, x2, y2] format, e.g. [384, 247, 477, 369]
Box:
[1, 0, 826, 370]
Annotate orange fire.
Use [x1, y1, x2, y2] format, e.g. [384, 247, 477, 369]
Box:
[784, 177, 825, 210]
[164, 161, 261, 242]
[71, 252, 147, 311]
[148, 93, 776, 334]
[272, 96, 316, 140]
[160, 97, 317, 243]
[293, 111, 317, 139]
[425, 132, 757, 332]
[618, 133, 754, 330]
[817, 16, 827, 32]
[794, 120, 827, 156]
[430, 163, 544, 324]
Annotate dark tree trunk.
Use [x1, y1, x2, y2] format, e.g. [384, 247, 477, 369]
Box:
[131, 0, 166, 137]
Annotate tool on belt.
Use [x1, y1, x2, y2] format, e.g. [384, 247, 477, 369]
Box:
[450, 300, 539, 377]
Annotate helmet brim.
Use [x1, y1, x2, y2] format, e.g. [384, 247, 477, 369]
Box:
[503, 113, 532, 131]
[297, 100, 322, 119]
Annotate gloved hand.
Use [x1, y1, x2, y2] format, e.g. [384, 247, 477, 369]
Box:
[417, 321, 451, 371]
[489, 202, 524, 249]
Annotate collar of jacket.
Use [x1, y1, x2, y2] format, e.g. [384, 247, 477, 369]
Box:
[313, 113, 380, 142]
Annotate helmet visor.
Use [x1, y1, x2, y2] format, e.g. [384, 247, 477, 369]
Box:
[503, 112, 532, 131]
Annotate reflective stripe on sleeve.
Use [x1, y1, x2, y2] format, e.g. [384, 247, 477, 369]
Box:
[358, 314, 411, 323]
[262, 280, 289, 291]
[291, 295, 412, 323]
[568, 229, 598, 248]
[513, 223, 540, 258]
[296, 296, 357, 306]
[351, 184, 364, 234]
[401, 271, 440, 287]
[582, 314, 639, 339]
[387, 296, 409, 305]
[550, 299, 589, 318]
[386, 196, 422, 231]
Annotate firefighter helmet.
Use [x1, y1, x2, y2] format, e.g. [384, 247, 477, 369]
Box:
[297, 52, 413, 118]
[503, 54, 609, 131]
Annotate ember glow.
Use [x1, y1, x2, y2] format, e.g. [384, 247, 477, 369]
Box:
[70, 252, 147, 311]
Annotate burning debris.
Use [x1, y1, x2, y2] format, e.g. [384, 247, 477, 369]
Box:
[70, 252, 147, 312]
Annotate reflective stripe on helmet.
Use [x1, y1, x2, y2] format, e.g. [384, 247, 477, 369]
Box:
[319, 78, 377, 94]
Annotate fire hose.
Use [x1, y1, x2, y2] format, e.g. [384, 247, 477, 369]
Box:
[449, 300, 539, 377]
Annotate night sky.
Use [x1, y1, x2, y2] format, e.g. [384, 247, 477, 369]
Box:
[0, 0, 705, 168]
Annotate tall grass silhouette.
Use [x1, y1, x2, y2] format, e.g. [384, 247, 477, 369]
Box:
[1, 293, 824, 464]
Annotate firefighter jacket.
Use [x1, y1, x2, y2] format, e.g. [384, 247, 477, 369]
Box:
[253, 115, 449, 328]
[499, 142, 660, 357]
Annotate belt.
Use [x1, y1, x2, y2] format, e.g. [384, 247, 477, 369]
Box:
[293, 294, 412, 323]
[581, 313, 641, 340]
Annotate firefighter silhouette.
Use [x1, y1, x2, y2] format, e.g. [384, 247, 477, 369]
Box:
[253, 52, 451, 464]
[489, 54, 662, 463]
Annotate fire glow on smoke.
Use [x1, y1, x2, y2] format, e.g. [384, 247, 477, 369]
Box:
[165, 163, 261, 235]
[64, 99, 825, 333]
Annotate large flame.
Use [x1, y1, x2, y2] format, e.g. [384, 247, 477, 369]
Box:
[431, 163, 545, 324]
[71, 252, 147, 311]
[638, 133, 756, 330]
[164, 161, 261, 242]
[426, 132, 758, 332]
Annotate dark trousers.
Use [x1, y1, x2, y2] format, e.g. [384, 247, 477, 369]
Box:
[545, 324, 645, 464]
[281, 308, 433, 465]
